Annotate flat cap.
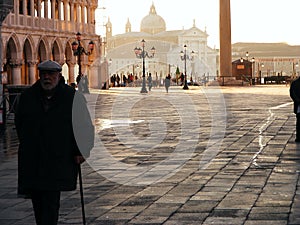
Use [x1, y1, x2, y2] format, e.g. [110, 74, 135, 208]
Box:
[38, 60, 62, 72]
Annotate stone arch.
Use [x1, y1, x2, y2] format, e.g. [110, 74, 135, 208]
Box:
[52, 38, 64, 64]
[37, 37, 49, 62]
[65, 40, 74, 62]
[23, 36, 37, 84]
[22, 39, 34, 84]
[5, 33, 21, 63]
[23, 35, 35, 61]
[64, 40, 76, 84]
[5, 34, 22, 84]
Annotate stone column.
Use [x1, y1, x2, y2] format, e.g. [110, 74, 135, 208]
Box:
[15, 0, 19, 25]
[63, 0, 68, 31]
[44, 0, 48, 19]
[68, 62, 75, 84]
[57, 0, 62, 20]
[219, 0, 232, 79]
[81, 3, 85, 23]
[64, 0, 68, 21]
[28, 61, 37, 84]
[70, 2, 74, 30]
[23, 0, 27, 16]
[30, 0, 34, 26]
[89, 60, 101, 89]
[37, 0, 41, 17]
[51, 0, 55, 19]
[30, 0, 34, 16]
[86, 4, 90, 24]
[10, 62, 22, 85]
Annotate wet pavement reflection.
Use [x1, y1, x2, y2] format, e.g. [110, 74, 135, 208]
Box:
[0, 121, 18, 164]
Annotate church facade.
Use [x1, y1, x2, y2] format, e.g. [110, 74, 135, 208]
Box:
[105, 3, 219, 84]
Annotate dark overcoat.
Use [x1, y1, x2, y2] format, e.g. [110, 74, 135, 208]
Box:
[165, 77, 171, 88]
[290, 77, 300, 114]
[15, 81, 94, 195]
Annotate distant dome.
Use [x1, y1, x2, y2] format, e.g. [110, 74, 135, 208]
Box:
[140, 3, 166, 34]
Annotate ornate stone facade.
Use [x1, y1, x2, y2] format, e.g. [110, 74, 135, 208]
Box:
[1, 0, 102, 87]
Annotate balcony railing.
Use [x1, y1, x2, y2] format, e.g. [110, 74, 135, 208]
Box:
[2, 13, 95, 34]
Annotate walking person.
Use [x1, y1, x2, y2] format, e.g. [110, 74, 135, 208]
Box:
[165, 74, 171, 93]
[147, 73, 153, 91]
[76, 73, 84, 92]
[15, 60, 94, 225]
[290, 77, 300, 142]
[82, 75, 90, 94]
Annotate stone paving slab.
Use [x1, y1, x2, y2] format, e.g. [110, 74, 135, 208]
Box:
[0, 85, 299, 225]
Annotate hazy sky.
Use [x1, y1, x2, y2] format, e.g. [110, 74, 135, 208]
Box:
[95, 0, 300, 48]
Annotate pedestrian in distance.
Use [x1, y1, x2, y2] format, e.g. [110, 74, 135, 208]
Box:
[15, 60, 94, 225]
[147, 73, 153, 91]
[290, 77, 300, 142]
[82, 75, 90, 94]
[76, 73, 84, 92]
[165, 74, 171, 93]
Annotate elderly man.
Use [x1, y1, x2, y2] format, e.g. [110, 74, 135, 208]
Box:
[15, 60, 94, 225]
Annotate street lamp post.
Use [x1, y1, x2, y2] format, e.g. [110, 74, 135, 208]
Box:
[257, 62, 264, 84]
[292, 61, 299, 78]
[180, 45, 194, 90]
[251, 57, 255, 84]
[134, 39, 155, 93]
[71, 32, 94, 86]
[245, 51, 249, 61]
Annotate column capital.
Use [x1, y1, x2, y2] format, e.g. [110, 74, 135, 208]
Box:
[66, 58, 77, 66]
[27, 60, 39, 66]
[9, 59, 23, 68]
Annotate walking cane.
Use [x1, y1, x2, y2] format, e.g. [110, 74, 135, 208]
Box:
[78, 164, 86, 225]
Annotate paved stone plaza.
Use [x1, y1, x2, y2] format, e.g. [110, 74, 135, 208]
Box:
[0, 85, 300, 225]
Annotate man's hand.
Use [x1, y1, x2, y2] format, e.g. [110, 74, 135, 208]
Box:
[74, 156, 85, 164]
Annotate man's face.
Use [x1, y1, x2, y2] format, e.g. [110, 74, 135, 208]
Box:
[39, 71, 60, 91]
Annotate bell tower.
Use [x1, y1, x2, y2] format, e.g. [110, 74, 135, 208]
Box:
[106, 17, 112, 39]
[125, 18, 131, 33]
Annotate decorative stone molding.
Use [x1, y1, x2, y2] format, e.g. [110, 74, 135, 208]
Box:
[9, 59, 23, 68]
[27, 60, 38, 67]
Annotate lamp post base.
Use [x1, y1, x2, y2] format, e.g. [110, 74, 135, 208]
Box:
[182, 85, 189, 90]
[140, 76, 148, 93]
[183, 80, 189, 90]
[183, 85, 189, 90]
[183, 75, 189, 90]
[140, 87, 148, 93]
